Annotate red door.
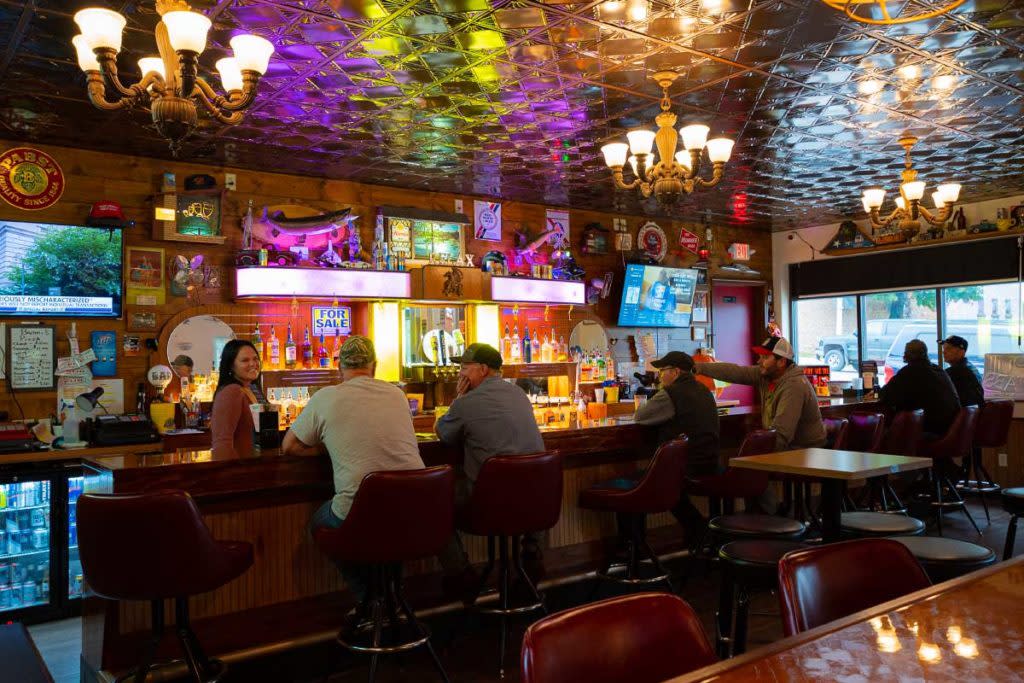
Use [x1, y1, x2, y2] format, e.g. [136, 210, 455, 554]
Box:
[712, 284, 756, 406]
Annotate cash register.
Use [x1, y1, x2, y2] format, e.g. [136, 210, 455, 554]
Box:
[82, 415, 161, 446]
[0, 423, 39, 454]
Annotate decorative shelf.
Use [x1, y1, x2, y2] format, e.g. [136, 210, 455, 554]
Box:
[490, 276, 585, 305]
[236, 267, 411, 300]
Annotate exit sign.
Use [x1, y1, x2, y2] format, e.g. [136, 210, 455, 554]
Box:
[727, 242, 751, 261]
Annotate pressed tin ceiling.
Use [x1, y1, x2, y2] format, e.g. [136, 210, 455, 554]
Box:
[1, 0, 1023, 229]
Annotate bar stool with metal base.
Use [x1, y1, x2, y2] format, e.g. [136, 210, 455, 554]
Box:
[890, 536, 996, 583]
[959, 399, 1012, 522]
[1001, 487, 1024, 560]
[915, 406, 982, 536]
[839, 511, 925, 537]
[314, 466, 455, 683]
[457, 452, 563, 678]
[78, 490, 254, 683]
[862, 409, 924, 513]
[579, 437, 687, 592]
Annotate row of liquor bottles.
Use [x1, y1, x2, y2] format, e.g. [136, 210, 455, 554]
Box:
[500, 324, 616, 380]
[251, 323, 347, 371]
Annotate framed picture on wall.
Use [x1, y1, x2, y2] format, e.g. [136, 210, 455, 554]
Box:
[126, 247, 165, 305]
[7, 324, 56, 390]
[126, 307, 158, 332]
[692, 289, 709, 323]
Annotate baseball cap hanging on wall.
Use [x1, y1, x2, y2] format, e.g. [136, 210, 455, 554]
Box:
[86, 200, 134, 229]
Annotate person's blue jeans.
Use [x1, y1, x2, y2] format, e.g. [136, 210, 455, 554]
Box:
[310, 500, 370, 602]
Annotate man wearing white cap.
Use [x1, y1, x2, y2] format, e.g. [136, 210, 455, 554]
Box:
[695, 335, 826, 452]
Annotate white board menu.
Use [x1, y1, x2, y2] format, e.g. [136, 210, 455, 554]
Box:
[7, 325, 56, 390]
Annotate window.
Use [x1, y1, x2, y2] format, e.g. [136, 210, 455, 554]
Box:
[794, 296, 858, 381]
[861, 290, 936, 386]
[940, 283, 1023, 379]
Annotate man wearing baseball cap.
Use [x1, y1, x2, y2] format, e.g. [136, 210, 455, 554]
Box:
[695, 335, 826, 453]
[940, 335, 984, 407]
[880, 339, 960, 437]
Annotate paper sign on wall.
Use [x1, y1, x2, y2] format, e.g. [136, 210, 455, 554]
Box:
[474, 201, 502, 241]
[90, 330, 117, 377]
[311, 306, 353, 337]
[546, 209, 569, 242]
[679, 227, 700, 254]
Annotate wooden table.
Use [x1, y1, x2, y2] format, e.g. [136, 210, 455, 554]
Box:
[669, 555, 1024, 682]
[730, 448, 932, 542]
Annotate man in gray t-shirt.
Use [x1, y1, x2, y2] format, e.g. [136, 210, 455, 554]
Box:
[435, 343, 546, 591]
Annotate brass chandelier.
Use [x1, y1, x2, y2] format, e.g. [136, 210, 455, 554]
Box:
[861, 135, 961, 239]
[600, 71, 733, 207]
[71, 0, 274, 155]
[820, 0, 966, 25]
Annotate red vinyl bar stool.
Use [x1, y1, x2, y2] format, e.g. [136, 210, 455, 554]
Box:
[1001, 487, 1024, 560]
[520, 593, 716, 683]
[777, 539, 931, 636]
[314, 466, 455, 683]
[915, 406, 981, 536]
[579, 437, 687, 592]
[867, 409, 925, 513]
[456, 452, 563, 678]
[687, 428, 776, 516]
[960, 399, 1013, 521]
[78, 490, 254, 683]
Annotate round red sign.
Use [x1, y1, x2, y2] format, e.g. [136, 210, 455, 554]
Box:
[0, 147, 65, 211]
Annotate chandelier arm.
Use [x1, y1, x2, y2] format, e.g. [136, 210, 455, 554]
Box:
[95, 50, 139, 99]
[177, 50, 199, 99]
[919, 205, 952, 227]
[193, 85, 244, 125]
[693, 163, 725, 189]
[868, 208, 902, 230]
[610, 168, 642, 191]
[85, 72, 136, 111]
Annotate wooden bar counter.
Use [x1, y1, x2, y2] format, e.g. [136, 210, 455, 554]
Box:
[78, 399, 878, 680]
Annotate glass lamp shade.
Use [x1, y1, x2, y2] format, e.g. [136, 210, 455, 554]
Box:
[674, 150, 691, 169]
[137, 57, 165, 80]
[73, 8, 126, 52]
[72, 35, 100, 71]
[626, 129, 656, 156]
[600, 142, 629, 168]
[628, 155, 640, 177]
[901, 181, 925, 201]
[230, 34, 274, 74]
[932, 191, 946, 209]
[895, 197, 906, 211]
[680, 124, 710, 151]
[938, 183, 961, 204]
[162, 11, 212, 54]
[216, 58, 243, 92]
[706, 138, 733, 163]
[861, 196, 872, 214]
[863, 187, 885, 209]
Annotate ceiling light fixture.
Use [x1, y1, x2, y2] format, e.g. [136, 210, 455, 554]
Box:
[600, 71, 733, 207]
[861, 135, 961, 240]
[820, 0, 966, 25]
[72, 0, 274, 155]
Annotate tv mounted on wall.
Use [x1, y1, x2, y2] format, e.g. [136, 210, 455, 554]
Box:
[617, 263, 699, 328]
[0, 221, 123, 317]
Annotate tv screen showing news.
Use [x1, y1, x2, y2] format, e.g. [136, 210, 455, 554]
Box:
[0, 221, 123, 317]
[617, 264, 698, 328]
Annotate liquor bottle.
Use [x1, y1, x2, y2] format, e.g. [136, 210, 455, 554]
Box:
[285, 323, 297, 369]
[502, 323, 512, 361]
[581, 352, 592, 382]
[558, 335, 567, 361]
[531, 329, 541, 363]
[606, 352, 615, 383]
[332, 328, 341, 368]
[596, 351, 607, 381]
[318, 333, 329, 368]
[269, 325, 281, 369]
[541, 334, 552, 363]
[251, 323, 263, 356]
[523, 326, 532, 364]
[511, 325, 522, 363]
[302, 326, 313, 369]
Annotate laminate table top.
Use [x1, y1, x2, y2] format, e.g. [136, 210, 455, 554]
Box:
[729, 448, 932, 480]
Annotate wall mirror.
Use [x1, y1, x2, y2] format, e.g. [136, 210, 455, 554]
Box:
[166, 314, 236, 375]
[569, 320, 609, 353]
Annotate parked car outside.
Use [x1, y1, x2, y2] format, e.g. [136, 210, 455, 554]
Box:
[881, 322, 1019, 383]
[816, 318, 931, 372]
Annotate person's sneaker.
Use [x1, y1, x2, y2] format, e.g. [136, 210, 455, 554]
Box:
[441, 566, 481, 607]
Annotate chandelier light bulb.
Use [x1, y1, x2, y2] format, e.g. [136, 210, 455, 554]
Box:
[858, 79, 883, 95]
[863, 187, 885, 209]
[629, 155, 642, 177]
[230, 34, 275, 74]
[162, 10, 212, 54]
[216, 58, 244, 92]
[626, 129, 656, 156]
[625, 0, 648, 21]
[895, 196, 906, 210]
[932, 74, 957, 90]
[72, 35, 100, 71]
[680, 124, 710, 151]
[932, 191, 946, 209]
[861, 196, 872, 213]
[674, 150, 691, 169]
[137, 57, 165, 80]
[706, 138, 734, 163]
[600, 142, 629, 168]
[901, 180, 925, 201]
[898, 64, 921, 80]
[73, 8, 127, 52]
[938, 182, 961, 204]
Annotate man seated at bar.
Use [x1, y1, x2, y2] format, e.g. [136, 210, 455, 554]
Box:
[282, 336, 424, 601]
[940, 334, 984, 407]
[162, 354, 194, 402]
[695, 336, 826, 452]
[211, 341, 262, 458]
[435, 343, 545, 591]
[634, 350, 720, 541]
[879, 339, 960, 437]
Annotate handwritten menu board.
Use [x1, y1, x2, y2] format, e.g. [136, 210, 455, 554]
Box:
[7, 325, 56, 390]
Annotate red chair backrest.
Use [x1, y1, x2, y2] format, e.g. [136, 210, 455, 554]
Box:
[315, 466, 454, 564]
[737, 428, 777, 458]
[880, 409, 924, 456]
[628, 437, 687, 512]
[462, 452, 563, 536]
[777, 539, 931, 636]
[917, 406, 979, 462]
[78, 490, 231, 601]
[721, 428, 777, 496]
[974, 399, 1013, 449]
[520, 592, 717, 683]
[845, 413, 885, 453]
[824, 418, 849, 449]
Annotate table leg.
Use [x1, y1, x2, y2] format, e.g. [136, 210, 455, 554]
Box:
[820, 479, 844, 543]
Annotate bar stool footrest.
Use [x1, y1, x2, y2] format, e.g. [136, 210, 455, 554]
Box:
[338, 622, 432, 655]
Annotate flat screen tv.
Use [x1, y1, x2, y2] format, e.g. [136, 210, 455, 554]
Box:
[617, 263, 698, 328]
[0, 221, 123, 317]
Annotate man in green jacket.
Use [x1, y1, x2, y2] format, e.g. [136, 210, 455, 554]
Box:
[694, 336, 826, 452]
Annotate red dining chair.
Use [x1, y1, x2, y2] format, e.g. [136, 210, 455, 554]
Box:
[687, 428, 777, 514]
[520, 593, 716, 683]
[845, 413, 886, 452]
[777, 539, 931, 636]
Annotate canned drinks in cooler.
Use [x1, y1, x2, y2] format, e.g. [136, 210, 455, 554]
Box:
[22, 581, 35, 604]
[32, 528, 48, 549]
[0, 585, 10, 609]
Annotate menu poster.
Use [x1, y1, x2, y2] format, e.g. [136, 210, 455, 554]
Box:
[7, 324, 56, 390]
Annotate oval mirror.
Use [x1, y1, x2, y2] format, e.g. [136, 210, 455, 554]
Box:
[166, 314, 237, 376]
[569, 320, 609, 353]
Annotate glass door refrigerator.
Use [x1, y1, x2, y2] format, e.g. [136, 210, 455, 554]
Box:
[67, 473, 84, 604]
[0, 469, 61, 623]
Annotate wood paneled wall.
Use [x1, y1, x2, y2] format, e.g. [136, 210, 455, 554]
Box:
[0, 139, 772, 420]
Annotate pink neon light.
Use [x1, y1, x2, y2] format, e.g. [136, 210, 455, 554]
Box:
[490, 276, 585, 304]
[236, 267, 411, 299]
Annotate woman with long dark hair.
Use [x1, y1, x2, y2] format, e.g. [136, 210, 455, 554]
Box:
[211, 339, 263, 458]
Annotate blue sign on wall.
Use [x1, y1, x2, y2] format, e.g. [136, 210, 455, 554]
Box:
[91, 330, 117, 377]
